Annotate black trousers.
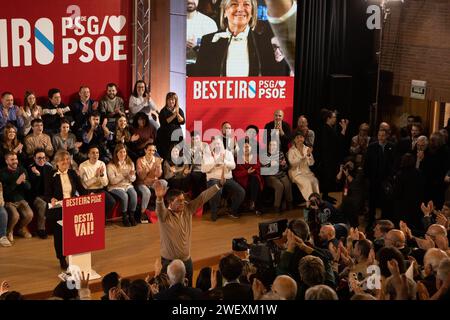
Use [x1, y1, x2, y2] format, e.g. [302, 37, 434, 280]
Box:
[368, 183, 393, 228]
[247, 175, 261, 203]
[190, 171, 206, 198]
[47, 208, 64, 260]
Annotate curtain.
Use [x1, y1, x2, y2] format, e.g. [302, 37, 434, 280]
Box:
[293, 0, 348, 129]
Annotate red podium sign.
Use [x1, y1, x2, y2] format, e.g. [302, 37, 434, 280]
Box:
[63, 193, 105, 256]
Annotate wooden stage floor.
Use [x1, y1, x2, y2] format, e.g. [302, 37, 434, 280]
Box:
[0, 209, 303, 299]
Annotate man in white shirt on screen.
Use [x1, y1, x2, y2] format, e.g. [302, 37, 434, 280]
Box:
[187, 0, 218, 65]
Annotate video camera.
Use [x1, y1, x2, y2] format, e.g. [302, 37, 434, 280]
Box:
[232, 219, 288, 271]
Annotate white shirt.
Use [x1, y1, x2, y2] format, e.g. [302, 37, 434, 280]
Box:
[79, 160, 109, 190]
[128, 95, 157, 116]
[57, 170, 72, 199]
[226, 26, 250, 77]
[187, 11, 218, 63]
[201, 147, 236, 181]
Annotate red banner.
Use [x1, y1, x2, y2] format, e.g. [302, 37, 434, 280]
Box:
[63, 193, 105, 256]
[0, 0, 132, 105]
[186, 76, 294, 131]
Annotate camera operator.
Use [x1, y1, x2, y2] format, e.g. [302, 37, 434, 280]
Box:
[304, 193, 345, 244]
[336, 156, 366, 227]
[276, 219, 335, 298]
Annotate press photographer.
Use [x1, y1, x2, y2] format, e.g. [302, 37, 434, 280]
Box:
[304, 193, 345, 244]
[275, 219, 335, 299]
[336, 156, 366, 227]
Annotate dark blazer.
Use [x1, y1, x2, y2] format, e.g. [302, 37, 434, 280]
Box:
[154, 283, 203, 300]
[213, 282, 253, 301]
[192, 29, 289, 77]
[44, 168, 87, 219]
[263, 120, 292, 154]
[364, 141, 396, 183]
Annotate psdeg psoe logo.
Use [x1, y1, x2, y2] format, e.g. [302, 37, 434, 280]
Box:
[0, 8, 127, 68]
[192, 79, 287, 100]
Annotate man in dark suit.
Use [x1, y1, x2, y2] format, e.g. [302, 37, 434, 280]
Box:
[397, 123, 423, 159]
[212, 253, 253, 300]
[316, 109, 349, 204]
[154, 259, 203, 300]
[264, 109, 291, 154]
[364, 129, 396, 228]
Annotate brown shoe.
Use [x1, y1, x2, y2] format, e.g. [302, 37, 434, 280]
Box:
[17, 228, 32, 239]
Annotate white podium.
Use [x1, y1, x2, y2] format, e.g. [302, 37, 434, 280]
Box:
[68, 252, 101, 280]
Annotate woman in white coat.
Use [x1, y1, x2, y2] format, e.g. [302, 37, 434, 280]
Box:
[288, 131, 320, 200]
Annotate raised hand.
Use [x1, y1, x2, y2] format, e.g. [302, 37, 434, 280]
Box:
[252, 278, 266, 300]
[436, 212, 448, 228]
[79, 271, 90, 290]
[131, 134, 140, 142]
[154, 258, 162, 276]
[210, 268, 218, 290]
[0, 281, 10, 296]
[31, 166, 41, 176]
[399, 220, 413, 239]
[417, 281, 430, 300]
[340, 119, 349, 130]
[434, 235, 448, 251]
[154, 180, 167, 199]
[328, 242, 340, 262]
[286, 229, 297, 252]
[420, 202, 432, 216]
[14, 142, 23, 153]
[387, 259, 401, 278]
[16, 173, 26, 185]
[348, 275, 363, 294]
[367, 248, 376, 265]
[109, 287, 129, 300]
[416, 236, 435, 250]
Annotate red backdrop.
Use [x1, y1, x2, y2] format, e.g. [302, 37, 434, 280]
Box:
[0, 0, 132, 105]
[186, 76, 294, 132]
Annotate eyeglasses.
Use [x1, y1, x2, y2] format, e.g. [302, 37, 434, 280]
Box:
[36, 156, 46, 160]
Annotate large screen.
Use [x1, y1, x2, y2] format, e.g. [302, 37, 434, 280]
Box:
[186, 0, 296, 135]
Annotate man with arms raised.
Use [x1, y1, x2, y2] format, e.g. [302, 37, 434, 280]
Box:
[154, 178, 222, 286]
